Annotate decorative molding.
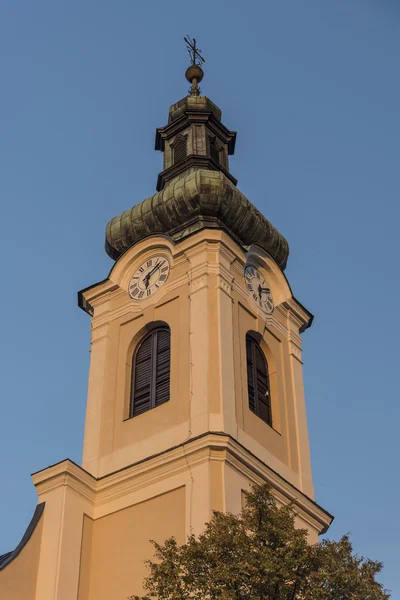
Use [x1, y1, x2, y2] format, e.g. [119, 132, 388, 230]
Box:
[91, 324, 109, 343]
[190, 276, 207, 294]
[217, 275, 233, 298]
[31, 435, 332, 534]
[289, 341, 303, 363]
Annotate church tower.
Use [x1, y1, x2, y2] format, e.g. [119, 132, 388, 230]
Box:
[0, 47, 332, 600]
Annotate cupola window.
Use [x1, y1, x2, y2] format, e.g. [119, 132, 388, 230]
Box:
[246, 334, 272, 426]
[173, 135, 187, 164]
[130, 327, 171, 417]
[209, 137, 220, 165]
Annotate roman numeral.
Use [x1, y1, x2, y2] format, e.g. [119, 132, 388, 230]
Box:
[139, 267, 144, 273]
[159, 275, 166, 281]
[147, 260, 153, 267]
[131, 288, 139, 297]
[161, 266, 168, 273]
[246, 283, 252, 291]
[147, 289, 151, 296]
[138, 291, 144, 299]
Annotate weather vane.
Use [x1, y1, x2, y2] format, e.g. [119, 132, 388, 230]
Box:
[184, 36, 205, 66]
[184, 36, 205, 96]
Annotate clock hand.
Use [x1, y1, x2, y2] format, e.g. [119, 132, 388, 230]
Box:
[258, 286, 271, 295]
[143, 262, 161, 287]
[148, 262, 161, 277]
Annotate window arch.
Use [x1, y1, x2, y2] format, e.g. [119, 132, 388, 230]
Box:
[130, 327, 171, 417]
[246, 334, 272, 426]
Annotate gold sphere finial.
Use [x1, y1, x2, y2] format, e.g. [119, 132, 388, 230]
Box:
[183, 36, 205, 96]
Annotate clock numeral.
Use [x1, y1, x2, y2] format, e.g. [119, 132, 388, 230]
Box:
[161, 266, 168, 273]
[159, 274, 166, 282]
[139, 267, 144, 273]
[253, 293, 258, 302]
[159, 259, 166, 267]
[138, 291, 144, 299]
[147, 259, 153, 267]
[147, 289, 151, 297]
[131, 288, 139, 297]
[246, 283, 252, 291]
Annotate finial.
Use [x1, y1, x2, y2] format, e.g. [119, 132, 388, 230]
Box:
[184, 36, 205, 96]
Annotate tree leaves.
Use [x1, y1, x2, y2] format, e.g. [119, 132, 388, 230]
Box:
[132, 484, 389, 600]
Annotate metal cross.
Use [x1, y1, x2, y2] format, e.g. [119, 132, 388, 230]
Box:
[184, 36, 205, 66]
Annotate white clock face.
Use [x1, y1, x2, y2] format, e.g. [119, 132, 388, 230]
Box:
[244, 265, 274, 314]
[129, 255, 170, 300]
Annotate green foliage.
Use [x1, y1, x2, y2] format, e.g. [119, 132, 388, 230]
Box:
[133, 484, 389, 600]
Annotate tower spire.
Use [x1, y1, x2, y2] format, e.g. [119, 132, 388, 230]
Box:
[184, 35, 205, 96]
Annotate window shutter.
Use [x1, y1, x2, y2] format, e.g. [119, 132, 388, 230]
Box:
[132, 334, 153, 416]
[131, 327, 171, 417]
[155, 329, 170, 406]
[173, 136, 187, 163]
[246, 337, 256, 413]
[246, 335, 272, 427]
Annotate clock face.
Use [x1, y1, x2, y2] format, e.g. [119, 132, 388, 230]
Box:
[129, 256, 170, 300]
[244, 265, 274, 314]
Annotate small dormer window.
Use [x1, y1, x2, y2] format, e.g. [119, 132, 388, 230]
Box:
[173, 135, 187, 164]
[209, 137, 220, 165]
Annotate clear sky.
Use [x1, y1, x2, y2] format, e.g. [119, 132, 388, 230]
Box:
[0, 0, 398, 595]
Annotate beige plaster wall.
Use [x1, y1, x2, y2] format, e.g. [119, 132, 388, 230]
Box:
[0, 516, 43, 599]
[78, 487, 186, 600]
[81, 229, 314, 497]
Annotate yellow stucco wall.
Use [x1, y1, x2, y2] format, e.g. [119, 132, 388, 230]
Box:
[0, 513, 43, 599]
[78, 486, 186, 600]
[81, 230, 314, 497]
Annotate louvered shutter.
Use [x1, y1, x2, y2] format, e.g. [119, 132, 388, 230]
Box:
[173, 136, 187, 163]
[246, 335, 272, 427]
[132, 334, 153, 416]
[155, 329, 170, 406]
[131, 328, 171, 417]
[246, 337, 256, 413]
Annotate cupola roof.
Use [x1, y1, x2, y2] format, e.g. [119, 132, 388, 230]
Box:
[105, 41, 289, 270]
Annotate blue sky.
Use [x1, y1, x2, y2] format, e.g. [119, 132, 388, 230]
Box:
[0, 0, 398, 594]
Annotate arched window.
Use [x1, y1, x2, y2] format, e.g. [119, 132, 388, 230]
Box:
[173, 135, 187, 164]
[130, 327, 171, 417]
[246, 334, 272, 426]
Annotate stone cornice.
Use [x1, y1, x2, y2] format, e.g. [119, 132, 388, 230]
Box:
[32, 434, 332, 533]
[156, 156, 237, 191]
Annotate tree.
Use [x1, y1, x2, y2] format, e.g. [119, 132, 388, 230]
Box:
[133, 484, 389, 600]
